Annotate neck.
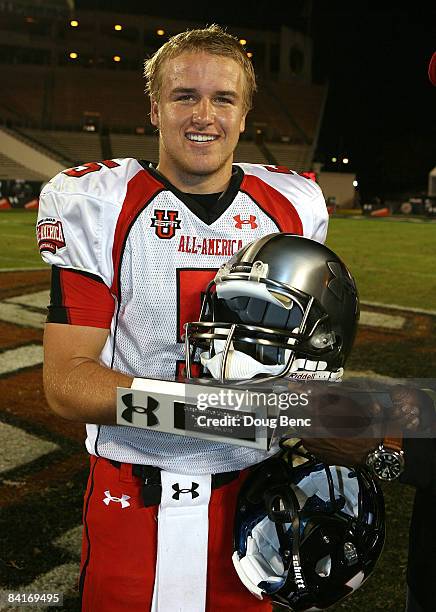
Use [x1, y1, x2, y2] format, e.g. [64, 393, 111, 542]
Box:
[156, 159, 233, 194]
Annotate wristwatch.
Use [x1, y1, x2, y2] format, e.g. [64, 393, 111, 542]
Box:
[365, 436, 405, 482]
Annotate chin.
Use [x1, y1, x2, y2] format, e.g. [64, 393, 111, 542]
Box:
[185, 155, 231, 177]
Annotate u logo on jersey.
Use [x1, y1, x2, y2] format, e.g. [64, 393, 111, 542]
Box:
[151, 209, 181, 239]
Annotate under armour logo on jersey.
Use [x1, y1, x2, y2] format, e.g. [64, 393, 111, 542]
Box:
[151, 209, 181, 239]
[172, 482, 200, 500]
[120, 393, 159, 426]
[103, 490, 131, 508]
[233, 214, 258, 229]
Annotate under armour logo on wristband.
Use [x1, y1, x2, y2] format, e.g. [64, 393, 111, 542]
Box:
[172, 482, 200, 500]
[103, 490, 131, 508]
[120, 393, 159, 426]
[233, 214, 258, 229]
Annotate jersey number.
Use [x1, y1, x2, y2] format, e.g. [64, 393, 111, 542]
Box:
[176, 268, 217, 377]
[63, 160, 120, 178]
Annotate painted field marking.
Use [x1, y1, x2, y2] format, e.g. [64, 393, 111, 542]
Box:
[361, 300, 436, 317]
[0, 422, 59, 474]
[53, 525, 82, 561]
[359, 311, 405, 330]
[0, 344, 43, 375]
[0, 266, 47, 272]
[0, 563, 80, 612]
[0, 302, 46, 328]
[5, 290, 49, 310]
[0, 290, 48, 329]
[344, 369, 394, 382]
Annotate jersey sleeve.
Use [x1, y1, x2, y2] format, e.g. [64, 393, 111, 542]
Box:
[308, 186, 328, 244]
[47, 265, 115, 328]
[37, 159, 140, 326]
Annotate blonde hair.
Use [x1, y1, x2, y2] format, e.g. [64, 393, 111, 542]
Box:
[144, 24, 257, 113]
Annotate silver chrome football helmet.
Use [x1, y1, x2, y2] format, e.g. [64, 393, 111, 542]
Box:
[184, 233, 359, 383]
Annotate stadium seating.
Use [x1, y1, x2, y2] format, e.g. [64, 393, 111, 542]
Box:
[110, 133, 158, 162]
[0, 153, 47, 181]
[265, 143, 313, 172]
[22, 129, 102, 165]
[234, 141, 268, 164]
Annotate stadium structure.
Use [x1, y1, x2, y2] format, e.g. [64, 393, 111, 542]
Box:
[0, 0, 359, 208]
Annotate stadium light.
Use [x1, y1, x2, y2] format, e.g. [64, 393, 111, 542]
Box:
[156, 29, 165, 36]
[247, 52, 253, 58]
[114, 24, 123, 31]
[239, 39, 247, 46]
[353, 180, 358, 187]
[69, 52, 78, 59]
[70, 20, 79, 27]
[113, 55, 121, 62]
[331, 157, 337, 162]
[342, 157, 349, 164]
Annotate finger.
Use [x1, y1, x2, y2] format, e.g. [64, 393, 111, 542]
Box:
[405, 417, 420, 430]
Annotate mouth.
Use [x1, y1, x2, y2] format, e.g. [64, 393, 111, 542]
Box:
[185, 133, 220, 144]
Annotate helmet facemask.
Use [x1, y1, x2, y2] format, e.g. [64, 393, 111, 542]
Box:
[184, 259, 344, 384]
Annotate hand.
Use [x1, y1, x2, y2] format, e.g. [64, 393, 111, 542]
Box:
[389, 385, 434, 432]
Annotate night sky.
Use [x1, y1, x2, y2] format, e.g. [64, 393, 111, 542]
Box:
[76, 1, 436, 199]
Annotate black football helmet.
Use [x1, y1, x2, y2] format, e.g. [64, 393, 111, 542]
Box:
[184, 233, 359, 382]
[232, 443, 385, 611]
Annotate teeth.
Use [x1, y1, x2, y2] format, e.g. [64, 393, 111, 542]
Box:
[186, 134, 217, 142]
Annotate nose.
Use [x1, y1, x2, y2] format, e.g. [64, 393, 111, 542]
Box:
[192, 98, 215, 126]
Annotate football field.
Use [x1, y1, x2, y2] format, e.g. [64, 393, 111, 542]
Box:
[1, 210, 435, 310]
[0, 210, 435, 610]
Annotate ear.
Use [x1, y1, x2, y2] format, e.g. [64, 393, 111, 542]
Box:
[239, 112, 247, 134]
[150, 97, 159, 128]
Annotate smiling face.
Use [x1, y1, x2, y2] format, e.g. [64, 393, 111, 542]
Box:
[150, 51, 247, 193]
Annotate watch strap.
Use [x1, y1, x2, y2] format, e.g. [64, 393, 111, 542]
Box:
[382, 436, 403, 452]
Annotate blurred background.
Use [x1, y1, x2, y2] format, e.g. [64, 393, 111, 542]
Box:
[0, 2, 435, 611]
[1, 0, 435, 214]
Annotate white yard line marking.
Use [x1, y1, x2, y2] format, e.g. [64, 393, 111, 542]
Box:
[359, 311, 405, 330]
[0, 266, 47, 272]
[0, 563, 80, 611]
[53, 525, 82, 561]
[344, 369, 395, 382]
[0, 344, 43, 375]
[5, 290, 49, 310]
[361, 300, 436, 317]
[0, 302, 46, 329]
[0, 422, 59, 474]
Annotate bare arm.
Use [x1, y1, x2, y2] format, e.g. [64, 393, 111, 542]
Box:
[43, 322, 133, 424]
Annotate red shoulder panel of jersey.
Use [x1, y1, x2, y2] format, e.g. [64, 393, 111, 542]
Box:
[240, 174, 303, 234]
[111, 169, 165, 296]
[48, 267, 115, 328]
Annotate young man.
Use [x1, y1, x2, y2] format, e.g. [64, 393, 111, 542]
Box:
[37, 25, 328, 611]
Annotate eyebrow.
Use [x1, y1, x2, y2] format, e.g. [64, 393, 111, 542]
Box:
[170, 87, 239, 99]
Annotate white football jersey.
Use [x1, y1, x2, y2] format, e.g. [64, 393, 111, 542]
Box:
[38, 158, 328, 474]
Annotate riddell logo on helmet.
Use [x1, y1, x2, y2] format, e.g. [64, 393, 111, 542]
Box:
[233, 214, 258, 229]
[292, 555, 306, 589]
[37, 218, 66, 254]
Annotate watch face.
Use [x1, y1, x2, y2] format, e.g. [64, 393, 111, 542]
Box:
[369, 449, 405, 481]
[373, 453, 402, 480]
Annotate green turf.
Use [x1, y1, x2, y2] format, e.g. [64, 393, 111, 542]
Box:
[1, 210, 436, 310]
[326, 218, 436, 311]
[0, 210, 41, 269]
